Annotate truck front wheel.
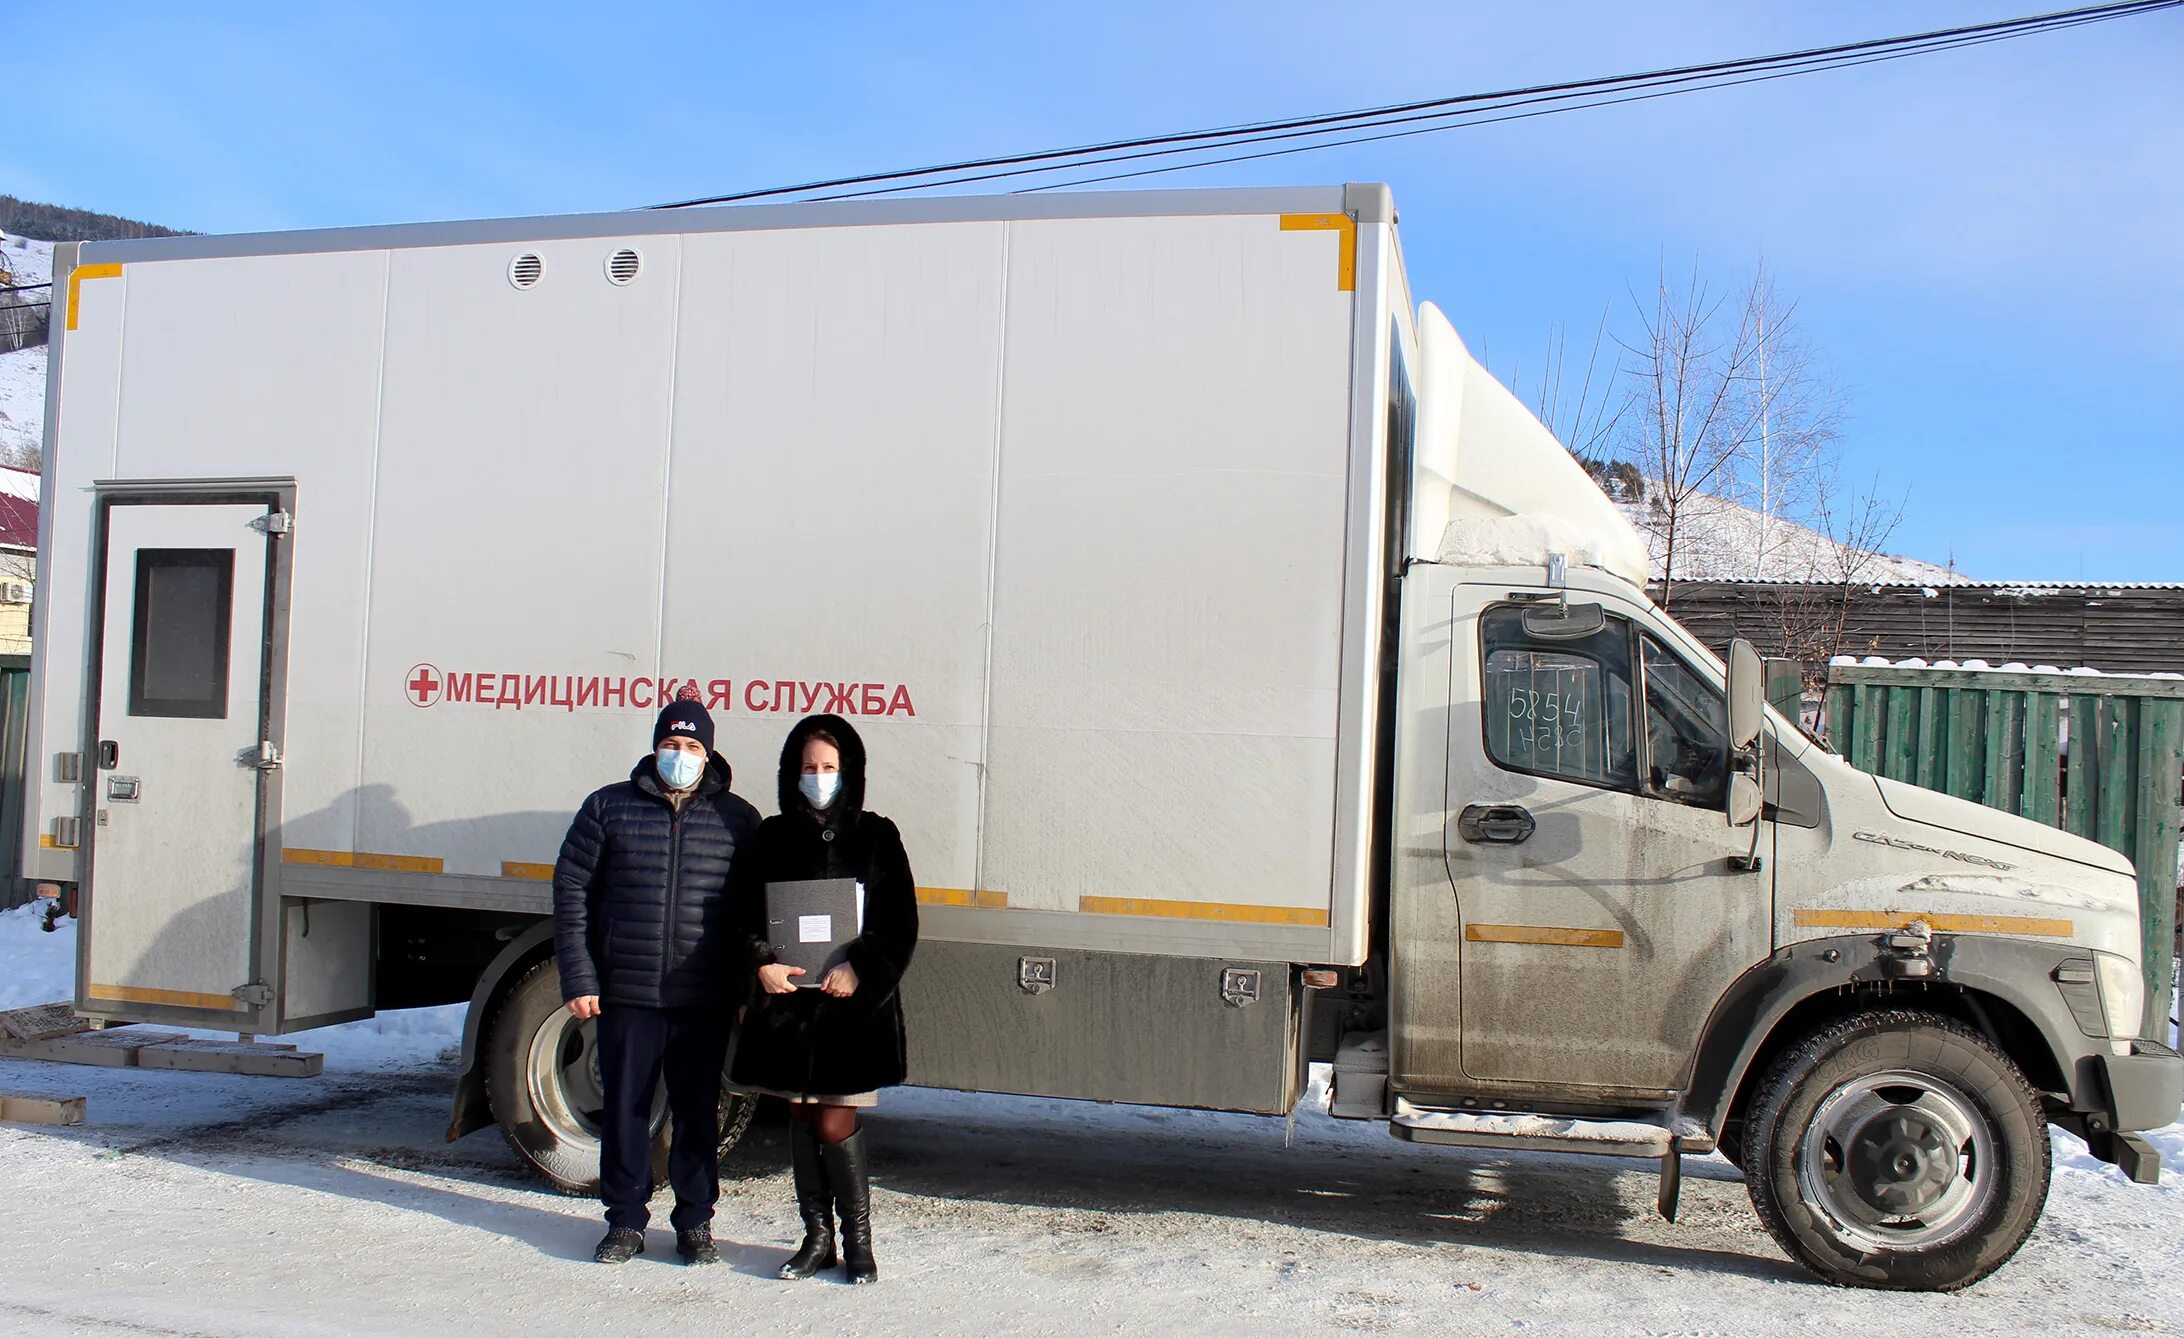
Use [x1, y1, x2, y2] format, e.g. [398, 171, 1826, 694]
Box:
[1743, 1009, 2049, 1291]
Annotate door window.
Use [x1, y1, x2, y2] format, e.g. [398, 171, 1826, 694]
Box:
[1480, 607, 1636, 788]
[1639, 634, 1730, 807]
[128, 548, 235, 719]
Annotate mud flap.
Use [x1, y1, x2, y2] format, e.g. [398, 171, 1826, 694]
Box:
[1657, 1136, 1683, 1222]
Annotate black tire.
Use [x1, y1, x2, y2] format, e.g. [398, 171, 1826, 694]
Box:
[483, 960, 668, 1194]
[1744, 1009, 2049, 1291]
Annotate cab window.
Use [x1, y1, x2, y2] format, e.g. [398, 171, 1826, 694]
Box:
[1639, 634, 1730, 807]
[1479, 606, 1636, 789]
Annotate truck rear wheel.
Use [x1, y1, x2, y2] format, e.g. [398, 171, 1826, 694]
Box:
[486, 961, 664, 1192]
[1744, 1009, 2049, 1291]
[483, 960, 760, 1194]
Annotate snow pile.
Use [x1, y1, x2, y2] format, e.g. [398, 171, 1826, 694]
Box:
[0, 234, 52, 463]
[1435, 512, 1627, 572]
[1621, 488, 1965, 585]
[0, 899, 69, 1009]
[0, 901, 462, 1071]
[1829, 655, 2184, 682]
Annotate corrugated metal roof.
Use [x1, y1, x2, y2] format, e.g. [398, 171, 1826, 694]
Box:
[1659, 579, 2184, 676]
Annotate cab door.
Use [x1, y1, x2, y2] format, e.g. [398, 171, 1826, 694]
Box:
[1439, 583, 1773, 1096]
[80, 494, 284, 1029]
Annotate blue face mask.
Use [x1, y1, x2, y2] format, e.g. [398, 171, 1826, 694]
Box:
[799, 772, 842, 810]
[656, 747, 704, 791]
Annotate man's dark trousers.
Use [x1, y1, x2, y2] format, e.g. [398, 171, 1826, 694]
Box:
[596, 1004, 733, 1232]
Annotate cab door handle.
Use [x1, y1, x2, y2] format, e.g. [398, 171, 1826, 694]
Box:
[1459, 804, 1536, 844]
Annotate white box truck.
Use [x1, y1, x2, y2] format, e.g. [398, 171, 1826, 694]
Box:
[27, 185, 2179, 1289]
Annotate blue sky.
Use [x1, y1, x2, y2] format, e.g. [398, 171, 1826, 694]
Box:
[8, 1, 2179, 580]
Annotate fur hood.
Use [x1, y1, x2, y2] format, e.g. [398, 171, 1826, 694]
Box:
[775, 713, 867, 819]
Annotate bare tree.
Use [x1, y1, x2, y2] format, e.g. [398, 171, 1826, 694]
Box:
[1732, 261, 1842, 577]
[1615, 258, 1772, 609]
[1519, 304, 1627, 467]
[1763, 473, 1907, 710]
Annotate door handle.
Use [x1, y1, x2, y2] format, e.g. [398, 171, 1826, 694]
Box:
[1459, 804, 1536, 845]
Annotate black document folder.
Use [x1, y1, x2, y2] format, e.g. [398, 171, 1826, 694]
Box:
[764, 878, 863, 987]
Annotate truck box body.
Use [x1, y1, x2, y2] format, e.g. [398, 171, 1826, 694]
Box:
[31, 187, 1409, 1098]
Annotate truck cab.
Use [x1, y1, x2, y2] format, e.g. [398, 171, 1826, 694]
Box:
[1372, 302, 2180, 1288]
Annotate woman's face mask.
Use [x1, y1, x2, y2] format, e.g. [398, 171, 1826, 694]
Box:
[656, 747, 705, 791]
[799, 771, 842, 810]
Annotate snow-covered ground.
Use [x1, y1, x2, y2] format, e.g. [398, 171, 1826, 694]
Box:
[3, 903, 2180, 1336]
[0, 234, 53, 463]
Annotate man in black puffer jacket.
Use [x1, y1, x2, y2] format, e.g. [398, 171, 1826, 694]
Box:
[552, 690, 760, 1266]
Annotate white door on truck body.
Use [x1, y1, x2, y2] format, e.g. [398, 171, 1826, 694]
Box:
[1439, 584, 1773, 1095]
[82, 500, 276, 1025]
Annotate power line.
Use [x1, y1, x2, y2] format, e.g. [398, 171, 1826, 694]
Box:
[650, 1, 2178, 209]
[841, 15, 2127, 200]
[1014, 14, 2135, 196]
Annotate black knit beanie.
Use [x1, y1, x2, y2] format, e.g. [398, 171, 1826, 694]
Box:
[653, 688, 715, 753]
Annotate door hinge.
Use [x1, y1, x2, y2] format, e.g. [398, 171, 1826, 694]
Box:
[1018, 956, 1056, 995]
[231, 982, 275, 1007]
[250, 510, 294, 537]
[240, 741, 284, 772]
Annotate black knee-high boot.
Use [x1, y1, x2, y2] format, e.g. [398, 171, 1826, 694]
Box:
[778, 1122, 837, 1280]
[822, 1129, 877, 1284]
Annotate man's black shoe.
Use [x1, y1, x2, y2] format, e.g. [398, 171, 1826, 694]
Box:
[593, 1227, 646, 1264]
[676, 1227, 721, 1266]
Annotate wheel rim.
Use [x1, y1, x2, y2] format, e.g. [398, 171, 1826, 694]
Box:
[523, 1011, 666, 1153]
[1796, 1068, 1998, 1252]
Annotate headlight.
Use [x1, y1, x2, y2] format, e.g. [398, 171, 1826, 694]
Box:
[2095, 951, 2145, 1042]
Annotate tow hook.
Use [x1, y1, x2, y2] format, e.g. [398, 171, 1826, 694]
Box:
[1878, 919, 1937, 979]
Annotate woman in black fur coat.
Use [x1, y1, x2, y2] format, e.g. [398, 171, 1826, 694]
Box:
[731, 713, 918, 1285]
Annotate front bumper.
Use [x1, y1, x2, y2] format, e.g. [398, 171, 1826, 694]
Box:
[2067, 1039, 2182, 1186]
[2099, 1039, 2183, 1134]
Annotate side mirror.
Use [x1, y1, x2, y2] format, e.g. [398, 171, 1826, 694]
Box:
[1521, 601, 1607, 640]
[1726, 638, 1764, 751]
[1728, 771, 1762, 827]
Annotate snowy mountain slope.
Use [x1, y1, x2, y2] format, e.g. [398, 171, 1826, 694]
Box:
[0, 231, 51, 289]
[1619, 488, 1967, 585]
[0, 234, 53, 463]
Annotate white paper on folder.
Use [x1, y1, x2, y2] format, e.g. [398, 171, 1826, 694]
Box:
[798, 915, 832, 943]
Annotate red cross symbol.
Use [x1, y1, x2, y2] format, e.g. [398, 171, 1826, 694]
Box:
[406, 663, 442, 708]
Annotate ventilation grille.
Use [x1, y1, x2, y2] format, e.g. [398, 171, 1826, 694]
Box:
[508, 253, 544, 289]
[605, 248, 642, 286]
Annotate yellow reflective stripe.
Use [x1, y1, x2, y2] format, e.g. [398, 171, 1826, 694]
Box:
[500, 862, 556, 882]
[1279, 213, 1356, 291]
[1793, 909, 2074, 938]
[66, 262, 123, 331]
[1465, 923, 1625, 949]
[281, 848, 445, 875]
[1078, 895, 1328, 926]
[915, 887, 1008, 909]
[86, 983, 242, 1012]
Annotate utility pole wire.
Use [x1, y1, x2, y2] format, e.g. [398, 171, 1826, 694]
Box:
[649, 0, 2179, 209]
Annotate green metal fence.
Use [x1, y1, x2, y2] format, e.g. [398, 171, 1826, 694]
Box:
[1827, 663, 2182, 1037]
